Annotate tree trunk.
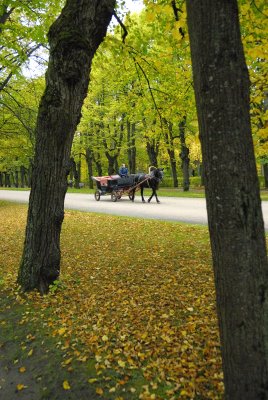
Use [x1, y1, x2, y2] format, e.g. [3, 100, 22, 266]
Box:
[4, 172, 11, 187]
[163, 120, 178, 188]
[127, 121, 136, 174]
[146, 139, 159, 167]
[85, 148, 94, 188]
[14, 170, 19, 188]
[264, 163, 268, 188]
[70, 157, 80, 188]
[20, 166, 26, 188]
[0, 172, 3, 187]
[186, 1, 268, 398]
[18, 0, 115, 293]
[179, 116, 190, 191]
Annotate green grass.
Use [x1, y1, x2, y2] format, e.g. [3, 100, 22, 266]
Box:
[1, 185, 268, 200]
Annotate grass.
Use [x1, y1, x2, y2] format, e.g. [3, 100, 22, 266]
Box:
[1, 186, 268, 200]
[0, 202, 267, 399]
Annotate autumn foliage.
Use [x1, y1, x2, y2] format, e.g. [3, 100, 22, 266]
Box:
[0, 202, 226, 399]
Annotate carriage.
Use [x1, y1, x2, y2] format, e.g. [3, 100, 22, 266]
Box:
[92, 168, 164, 203]
[92, 174, 148, 202]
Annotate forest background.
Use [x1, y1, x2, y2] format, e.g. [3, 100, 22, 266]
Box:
[0, 0, 267, 190]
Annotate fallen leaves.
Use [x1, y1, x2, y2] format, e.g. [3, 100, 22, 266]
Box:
[63, 380, 71, 390]
[0, 205, 232, 399]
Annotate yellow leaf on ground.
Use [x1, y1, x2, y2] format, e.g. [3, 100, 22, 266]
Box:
[96, 387, 104, 395]
[16, 384, 26, 391]
[19, 366, 26, 373]
[118, 360, 126, 368]
[58, 328, 67, 335]
[63, 380, 71, 390]
[28, 349, 33, 356]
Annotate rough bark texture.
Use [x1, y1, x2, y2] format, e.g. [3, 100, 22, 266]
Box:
[186, 0, 268, 398]
[18, 0, 115, 293]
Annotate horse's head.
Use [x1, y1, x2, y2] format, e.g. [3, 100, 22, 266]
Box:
[151, 168, 164, 181]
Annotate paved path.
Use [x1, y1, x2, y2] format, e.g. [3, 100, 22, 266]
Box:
[0, 190, 267, 230]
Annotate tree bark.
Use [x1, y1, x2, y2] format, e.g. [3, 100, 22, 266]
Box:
[18, 0, 115, 293]
[163, 120, 178, 188]
[85, 148, 94, 188]
[179, 116, 190, 191]
[20, 166, 25, 188]
[264, 163, 268, 188]
[127, 121, 136, 174]
[146, 139, 159, 167]
[186, 1, 268, 398]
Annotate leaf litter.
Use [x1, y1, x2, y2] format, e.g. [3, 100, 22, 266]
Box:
[0, 203, 227, 399]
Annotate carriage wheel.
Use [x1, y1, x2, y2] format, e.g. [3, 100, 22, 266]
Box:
[94, 190, 101, 201]
[111, 191, 118, 202]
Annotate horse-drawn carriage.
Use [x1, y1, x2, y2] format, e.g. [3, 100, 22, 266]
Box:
[92, 168, 164, 203]
[92, 174, 140, 202]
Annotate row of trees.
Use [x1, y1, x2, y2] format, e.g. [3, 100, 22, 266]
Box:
[1, 0, 268, 398]
[0, 1, 267, 190]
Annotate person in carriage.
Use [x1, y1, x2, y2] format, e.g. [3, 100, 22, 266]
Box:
[119, 163, 128, 177]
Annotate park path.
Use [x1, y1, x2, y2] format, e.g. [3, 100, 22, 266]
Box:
[0, 190, 267, 230]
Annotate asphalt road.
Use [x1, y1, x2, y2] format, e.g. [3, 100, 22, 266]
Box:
[0, 190, 267, 230]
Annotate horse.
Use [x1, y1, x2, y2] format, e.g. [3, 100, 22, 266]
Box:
[130, 167, 164, 203]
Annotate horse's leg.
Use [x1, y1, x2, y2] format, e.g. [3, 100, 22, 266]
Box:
[148, 187, 160, 203]
[129, 189, 135, 202]
[141, 185, 146, 203]
[147, 188, 154, 203]
[155, 189, 160, 203]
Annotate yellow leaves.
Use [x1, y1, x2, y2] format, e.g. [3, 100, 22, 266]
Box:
[19, 366, 26, 373]
[62, 357, 72, 366]
[88, 378, 98, 384]
[63, 380, 71, 390]
[58, 327, 67, 335]
[16, 383, 27, 391]
[1, 206, 225, 399]
[96, 387, 104, 395]
[117, 359, 126, 368]
[27, 348, 33, 357]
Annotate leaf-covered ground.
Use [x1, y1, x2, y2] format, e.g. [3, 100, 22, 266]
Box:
[0, 202, 225, 399]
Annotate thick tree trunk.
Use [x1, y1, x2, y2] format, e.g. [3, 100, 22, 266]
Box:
[179, 116, 190, 191]
[186, 1, 268, 398]
[18, 0, 115, 293]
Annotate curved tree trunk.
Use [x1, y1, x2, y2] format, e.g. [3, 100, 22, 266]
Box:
[18, 0, 115, 293]
[186, 0, 268, 398]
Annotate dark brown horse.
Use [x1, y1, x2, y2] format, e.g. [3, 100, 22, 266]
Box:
[130, 168, 164, 203]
